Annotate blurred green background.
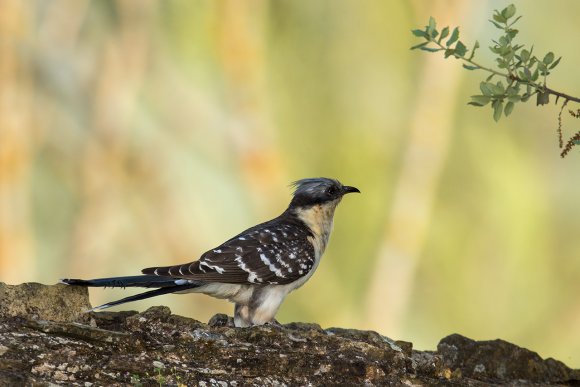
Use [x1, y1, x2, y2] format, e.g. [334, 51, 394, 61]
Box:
[1, 0, 579, 367]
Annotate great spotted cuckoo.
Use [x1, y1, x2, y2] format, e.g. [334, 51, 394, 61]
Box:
[61, 178, 360, 327]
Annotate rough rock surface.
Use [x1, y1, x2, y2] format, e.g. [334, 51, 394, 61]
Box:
[0, 282, 578, 386]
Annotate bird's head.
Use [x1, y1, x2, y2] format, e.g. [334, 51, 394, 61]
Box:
[288, 178, 360, 209]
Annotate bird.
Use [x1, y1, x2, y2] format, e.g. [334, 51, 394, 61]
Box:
[61, 177, 360, 327]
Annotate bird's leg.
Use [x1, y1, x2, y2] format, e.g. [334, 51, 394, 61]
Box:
[234, 303, 251, 328]
[246, 289, 285, 327]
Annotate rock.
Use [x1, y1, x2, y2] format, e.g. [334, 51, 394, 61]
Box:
[412, 350, 445, 379]
[437, 333, 580, 384]
[208, 313, 234, 327]
[0, 282, 91, 323]
[0, 283, 578, 386]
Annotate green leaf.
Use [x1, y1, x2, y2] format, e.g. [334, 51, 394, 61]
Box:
[523, 67, 532, 80]
[506, 29, 519, 39]
[506, 86, 518, 96]
[429, 17, 436, 31]
[502, 4, 516, 20]
[499, 45, 511, 56]
[543, 52, 555, 65]
[469, 40, 480, 60]
[520, 49, 530, 62]
[504, 101, 515, 116]
[486, 73, 495, 82]
[428, 17, 437, 38]
[480, 82, 493, 96]
[538, 62, 548, 75]
[446, 27, 459, 47]
[491, 81, 505, 96]
[469, 95, 491, 106]
[496, 58, 508, 69]
[420, 47, 442, 52]
[444, 48, 455, 58]
[411, 29, 428, 38]
[508, 94, 521, 103]
[454, 41, 467, 57]
[410, 42, 429, 50]
[493, 12, 507, 24]
[493, 100, 504, 122]
[463, 64, 479, 70]
[489, 20, 504, 29]
[549, 56, 562, 69]
[438, 26, 450, 42]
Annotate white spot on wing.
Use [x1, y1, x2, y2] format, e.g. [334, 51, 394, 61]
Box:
[235, 255, 263, 284]
[278, 256, 290, 269]
[260, 253, 286, 278]
[259, 253, 271, 266]
[200, 261, 225, 274]
[248, 271, 262, 283]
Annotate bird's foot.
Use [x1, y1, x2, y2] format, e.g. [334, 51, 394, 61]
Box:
[264, 319, 284, 329]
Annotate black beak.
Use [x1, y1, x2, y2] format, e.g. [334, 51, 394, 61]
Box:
[342, 185, 360, 194]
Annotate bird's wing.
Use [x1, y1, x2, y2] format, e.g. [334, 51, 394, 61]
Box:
[142, 220, 316, 285]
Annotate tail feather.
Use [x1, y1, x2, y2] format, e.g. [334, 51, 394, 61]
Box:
[61, 275, 203, 312]
[60, 275, 184, 289]
[87, 283, 200, 312]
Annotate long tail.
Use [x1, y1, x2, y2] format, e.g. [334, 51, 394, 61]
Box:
[60, 275, 202, 312]
[60, 275, 187, 288]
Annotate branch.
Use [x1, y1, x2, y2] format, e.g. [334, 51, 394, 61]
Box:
[428, 39, 580, 105]
[411, 4, 580, 157]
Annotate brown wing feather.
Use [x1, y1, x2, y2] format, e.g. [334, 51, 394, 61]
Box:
[142, 219, 316, 285]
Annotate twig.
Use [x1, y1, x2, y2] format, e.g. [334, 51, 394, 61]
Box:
[557, 100, 569, 149]
[430, 39, 580, 105]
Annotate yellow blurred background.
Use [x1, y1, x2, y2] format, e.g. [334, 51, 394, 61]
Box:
[1, 0, 579, 367]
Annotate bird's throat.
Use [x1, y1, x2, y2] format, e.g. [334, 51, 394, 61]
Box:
[294, 199, 340, 255]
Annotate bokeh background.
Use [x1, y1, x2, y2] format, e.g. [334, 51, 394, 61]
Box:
[1, 0, 579, 367]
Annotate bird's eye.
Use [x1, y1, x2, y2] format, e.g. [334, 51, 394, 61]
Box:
[326, 186, 337, 196]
